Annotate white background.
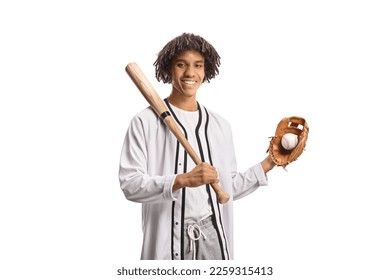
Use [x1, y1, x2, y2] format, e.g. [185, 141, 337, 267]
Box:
[1, 1, 389, 279]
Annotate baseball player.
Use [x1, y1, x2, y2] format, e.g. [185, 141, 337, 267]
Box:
[119, 33, 301, 260]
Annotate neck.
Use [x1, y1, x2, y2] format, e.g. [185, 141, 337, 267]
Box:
[167, 95, 198, 111]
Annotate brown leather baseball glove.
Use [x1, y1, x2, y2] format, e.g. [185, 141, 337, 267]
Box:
[268, 116, 309, 168]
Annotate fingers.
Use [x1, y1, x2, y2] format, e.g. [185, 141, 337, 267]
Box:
[196, 162, 219, 183]
[187, 162, 219, 188]
[201, 163, 219, 183]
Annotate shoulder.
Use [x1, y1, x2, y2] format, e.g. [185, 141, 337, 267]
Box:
[199, 105, 236, 146]
[126, 106, 160, 133]
[130, 106, 158, 124]
[202, 106, 232, 137]
[133, 106, 156, 119]
[201, 105, 232, 132]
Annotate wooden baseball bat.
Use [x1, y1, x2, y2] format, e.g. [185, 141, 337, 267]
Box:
[125, 62, 230, 204]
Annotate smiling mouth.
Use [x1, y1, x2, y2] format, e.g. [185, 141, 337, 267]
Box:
[182, 80, 196, 85]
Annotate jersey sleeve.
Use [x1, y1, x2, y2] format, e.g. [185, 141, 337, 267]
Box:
[118, 114, 179, 204]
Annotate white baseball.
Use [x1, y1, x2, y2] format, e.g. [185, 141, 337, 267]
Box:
[281, 133, 298, 150]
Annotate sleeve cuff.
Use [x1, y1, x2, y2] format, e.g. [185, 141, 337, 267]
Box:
[252, 163, 269, 186]
[163, 174, 180, 201]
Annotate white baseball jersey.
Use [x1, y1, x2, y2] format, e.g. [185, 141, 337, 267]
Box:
[119, 102, 268, 260]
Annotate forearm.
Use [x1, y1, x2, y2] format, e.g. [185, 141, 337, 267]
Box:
[172, 173, 188, 192]
[120, 170, 177, 203]
[261, 154, 276, 173]
[172, 162, 219, 192]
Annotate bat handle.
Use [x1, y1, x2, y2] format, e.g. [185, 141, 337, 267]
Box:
[212, 182, 230, 204]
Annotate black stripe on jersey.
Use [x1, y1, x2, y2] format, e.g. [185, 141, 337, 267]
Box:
[170, 137, 180, 259]
[165, 99, 188, 260]
[197, 105, 228, 260]
[203, 106, 230, 260]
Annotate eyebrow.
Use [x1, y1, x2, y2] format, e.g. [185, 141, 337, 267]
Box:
[174, 59, 204, 64]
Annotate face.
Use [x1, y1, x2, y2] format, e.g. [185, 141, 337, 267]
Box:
[169, 49, 205, 101]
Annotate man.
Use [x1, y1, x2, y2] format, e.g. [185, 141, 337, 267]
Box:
[119, 33, 276, 260]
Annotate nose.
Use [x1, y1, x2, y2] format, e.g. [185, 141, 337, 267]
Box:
[184, 65, 195, 77]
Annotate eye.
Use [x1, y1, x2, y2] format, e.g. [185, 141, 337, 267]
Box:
[195, 63, 204, 68]
[176, 62, 186, 68]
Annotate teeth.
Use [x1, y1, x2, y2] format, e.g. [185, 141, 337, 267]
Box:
[183, 80, 195, 84]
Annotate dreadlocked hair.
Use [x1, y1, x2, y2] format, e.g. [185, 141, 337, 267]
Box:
[154, 33, 221, 83]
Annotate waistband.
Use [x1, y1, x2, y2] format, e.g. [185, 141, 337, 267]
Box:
[184, 215, 214, 229]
